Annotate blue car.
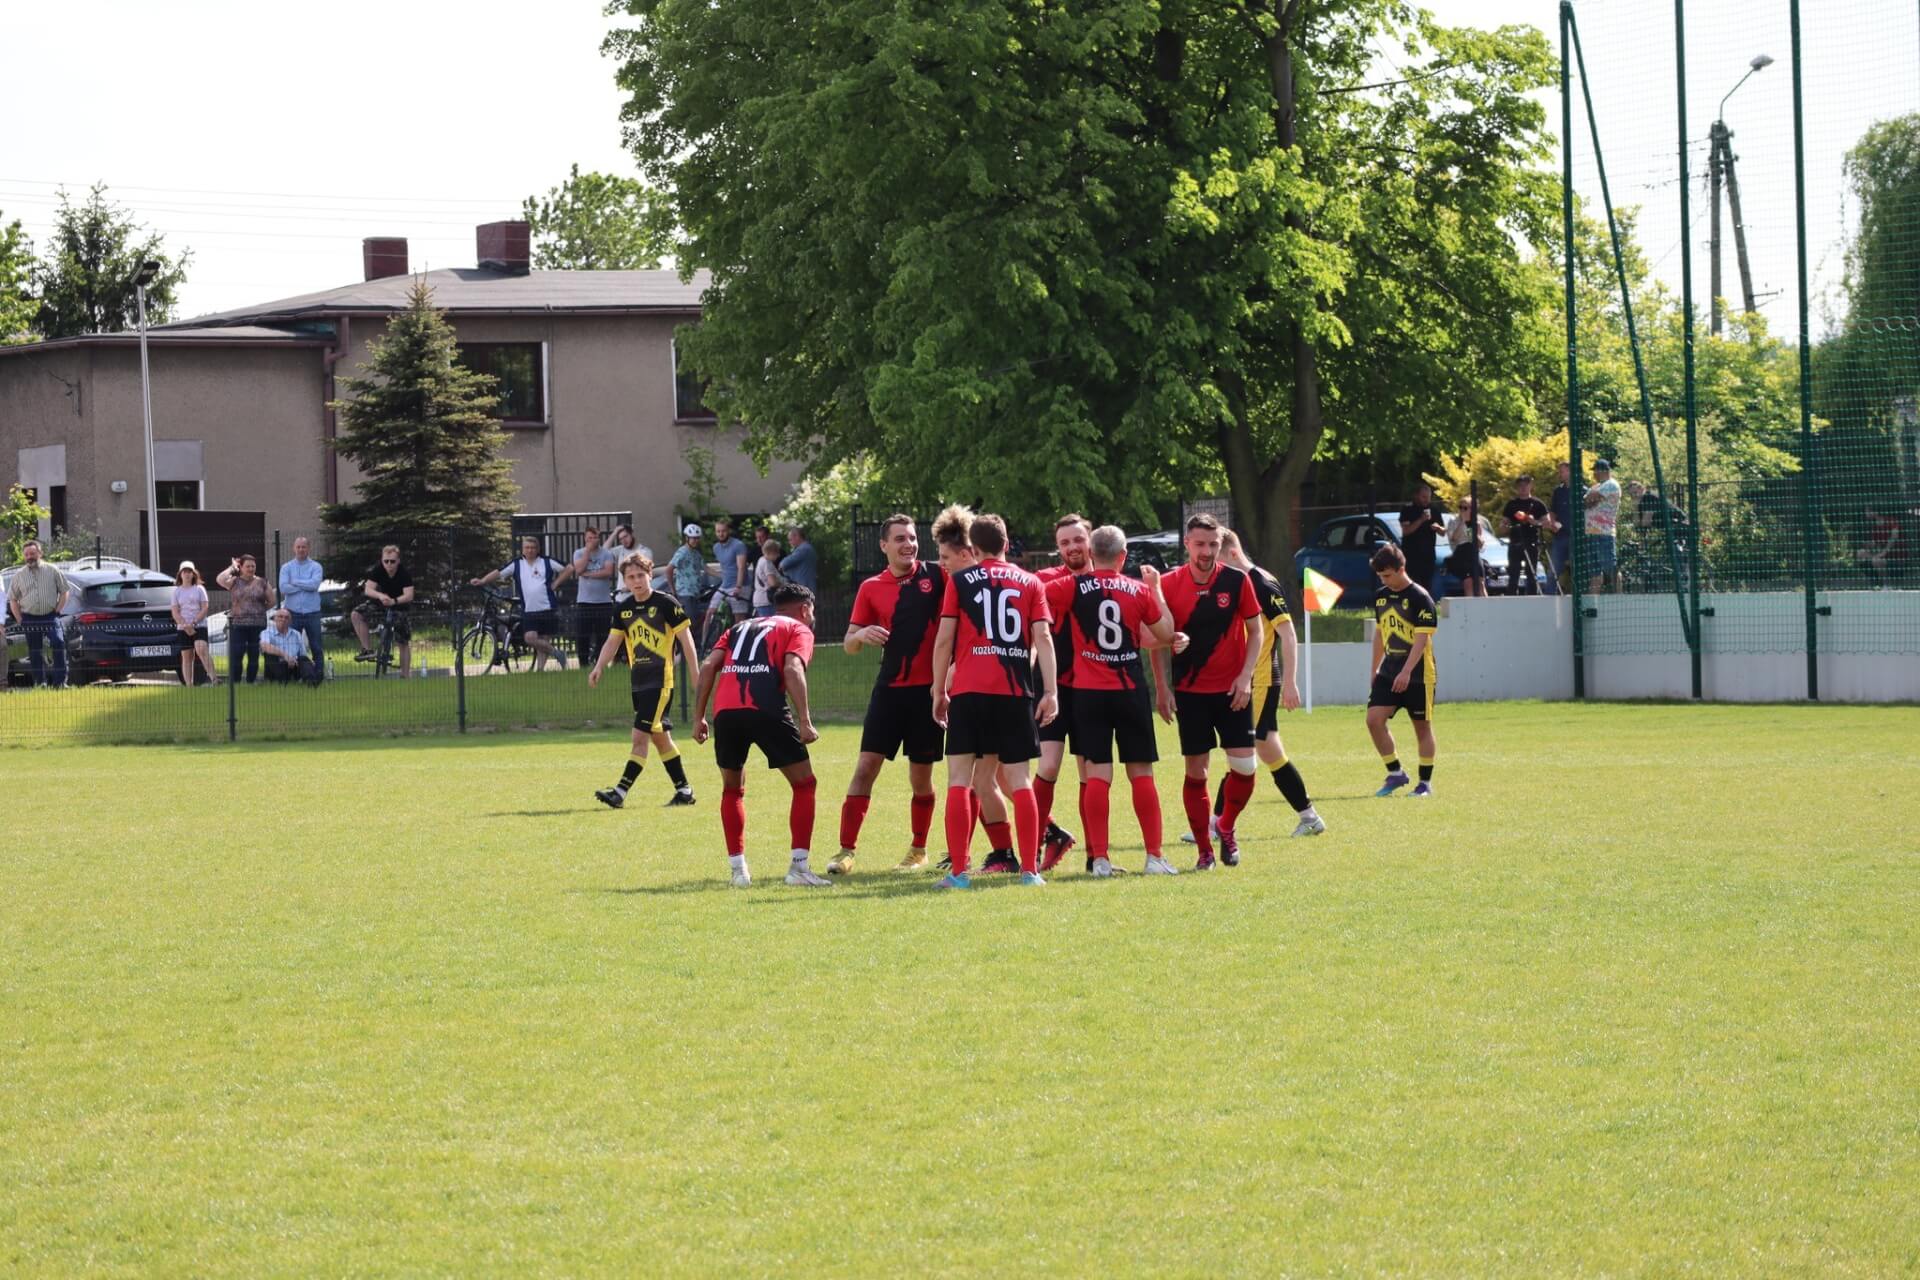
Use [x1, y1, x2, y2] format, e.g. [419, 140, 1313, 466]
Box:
[1293, 512, 1510, 605]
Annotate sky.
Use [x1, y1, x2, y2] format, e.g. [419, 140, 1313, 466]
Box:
[3, 0, 1913, 329]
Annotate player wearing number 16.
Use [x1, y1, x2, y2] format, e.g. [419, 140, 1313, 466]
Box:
[929, 510, 1059, 888]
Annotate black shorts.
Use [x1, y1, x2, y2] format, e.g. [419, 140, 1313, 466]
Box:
[861, 683, 944, 764]
[631, 681, 674, 733]
[520, 610, 558, 637]
[1172, 689, 1256, 757]
[1254, 685, 1280, 738]
[353, 600, 413, 642]
[173, 624, 204, 654]
[1369, 667, 1435, 720]
[1036, 684, 1075, 744]
[712, 708, 810, 771]
[1070, 685, 1158, 765]
[946, 692, 1039, 763]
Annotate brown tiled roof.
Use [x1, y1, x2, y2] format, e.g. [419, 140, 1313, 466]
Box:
[169, 267, 709, 329]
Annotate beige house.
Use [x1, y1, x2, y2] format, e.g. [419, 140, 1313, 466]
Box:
[0, 221, 797, 555]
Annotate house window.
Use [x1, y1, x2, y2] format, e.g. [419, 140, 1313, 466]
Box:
[156, 480, 201, 511]
[460, 342, 546, 423]
[672, 339, 716, 422]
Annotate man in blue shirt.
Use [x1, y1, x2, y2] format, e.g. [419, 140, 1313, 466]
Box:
[779, 525, 819, 592]
[670, 523, 708, 606]
[1547, 461, 1573, 595]
[706, 517, 750, 646]
[260, 607, 321, 685]
[278, 535, 327, 673]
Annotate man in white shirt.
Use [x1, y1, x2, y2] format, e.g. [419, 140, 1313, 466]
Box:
[470, 535, 577, 671]
[1583, 458, 1623, 594]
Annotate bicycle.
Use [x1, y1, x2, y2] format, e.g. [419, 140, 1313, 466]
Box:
[463, 588, 523, 673]
[355, 605, 402, 677]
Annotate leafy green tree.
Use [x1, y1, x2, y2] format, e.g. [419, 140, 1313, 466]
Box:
[32, 185, 189, 338]
[0, 214, 35, 343]
[521, 163, 676, 270]
[2, 484, 51, 567]
[607, 1, 1561, 575]
[322, 281, 519, 598]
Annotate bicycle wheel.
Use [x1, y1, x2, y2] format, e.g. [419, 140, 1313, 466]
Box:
[465, 614, 491, 662]
[374, 623, 393, 677]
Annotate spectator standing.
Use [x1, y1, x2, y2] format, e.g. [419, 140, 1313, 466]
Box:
[217, 554, 275, 683]
[278, 536, 327, 672]
[1398, 483, 1444, 596]
[669, 523, 708, 608]
[751, 536, 784, 616]
[1502, 476, 1549, 595]
[1856, 507, 1902, 585]
[780, 525, 820, 592]
[1547, 461, 1574, 593]
[470, 535, 576, 672]
[260, 607, 321, 684]
[172, 561, 218, 686]
[707, 517, 751, 644]
[1446, 498, 1489, 598]
[351, 544, 416, 676]
[5, 538, 69, 688]
[572, 526, 619, 665]
[1583, 459, 1622, 593]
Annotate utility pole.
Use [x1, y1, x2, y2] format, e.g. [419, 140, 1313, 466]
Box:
[134, 259, 162, 572]
[1709, 124, 1725, 335]
[1709, 55, 1773, 337]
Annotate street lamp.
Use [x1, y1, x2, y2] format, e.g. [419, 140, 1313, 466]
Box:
[133, 259, 161, 571]
[1708, 54, 1773, 336]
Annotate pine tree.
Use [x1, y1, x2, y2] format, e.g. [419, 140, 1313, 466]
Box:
[322, 281, 519, 600]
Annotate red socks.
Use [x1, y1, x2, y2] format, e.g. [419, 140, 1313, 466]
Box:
[945, 786, 974, 874]
[721, 787, 747, 856]
[1182, 777, 1213, 854]
[1219, 769, 1256, 835]
[1083, 777, 1111, 860]
[789, 775, 817, 851]
[968, 789, 981, 837]
[1012, 787, 1041, 875]
[1033, 774, 1056, 828]
[838, 794, 870, 851]
[984, 820, 1013, 852]
[909, 791, 936, 850]
[1130, 775, 1163, 856]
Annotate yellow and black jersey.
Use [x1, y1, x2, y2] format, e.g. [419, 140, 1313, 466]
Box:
[1248, 565, 1292, 704]
[611, 592, 691, 688]
[1374, 583, 1438, 680]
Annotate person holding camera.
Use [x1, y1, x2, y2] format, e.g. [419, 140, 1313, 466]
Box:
[1502, 475, 1549, 595]
[216, 554, 275, 683]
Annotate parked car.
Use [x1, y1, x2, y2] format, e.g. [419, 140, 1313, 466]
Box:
[1123, 530, 1183, 576]
[206, 580, 353, 665]
[1293, 511, 1508, 605]
[4, 566, 184, 685]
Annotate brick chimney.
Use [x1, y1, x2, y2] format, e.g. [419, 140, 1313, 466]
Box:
[362, 237, 409, 281]
[476, 220, 531, 276]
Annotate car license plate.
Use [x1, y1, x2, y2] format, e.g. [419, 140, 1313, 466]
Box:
[131, 645, 173, 658]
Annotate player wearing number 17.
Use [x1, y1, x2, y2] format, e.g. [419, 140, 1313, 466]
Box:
[929, 511, 1059, 888]
[690, 584, 830, 887]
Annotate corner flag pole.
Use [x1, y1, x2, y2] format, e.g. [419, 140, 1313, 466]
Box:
[1304, 607, 1313, 714]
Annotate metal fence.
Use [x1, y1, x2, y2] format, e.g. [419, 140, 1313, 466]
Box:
[1560, 0, 1920, 696]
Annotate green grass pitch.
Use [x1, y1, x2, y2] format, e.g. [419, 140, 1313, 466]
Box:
[3, 702, 1917, 1274]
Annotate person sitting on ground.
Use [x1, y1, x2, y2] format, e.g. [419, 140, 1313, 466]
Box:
[261, 607, 321, 685]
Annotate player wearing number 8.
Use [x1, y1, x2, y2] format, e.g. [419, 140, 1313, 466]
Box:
[929, 510, 1059, 888]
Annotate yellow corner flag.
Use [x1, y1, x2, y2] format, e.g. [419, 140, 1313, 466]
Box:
[1302, 567, 1344, 615]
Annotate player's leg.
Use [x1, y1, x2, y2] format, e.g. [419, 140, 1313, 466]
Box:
[996, 758, 1043, 882]
[719, 764, 751, 884]
[597, 725, 652, 809]
[1080, 758, 1114, 870]
[1409, 685, 1437, 797]
[649, 722, 694, 803]
[1260, 731, 1326, 836]
[1172, 691, 1218, 862]
[976, 765, 1017, 874]
[941, 750, 979, 886]
[1216, 748, 1258, 864]
[1034, 736, 1076, 865]
[778, 755, 830, 885]
[901, 759, 937, 871]
[1367, 703, 1409, 796]
[834, 750, 887, 874]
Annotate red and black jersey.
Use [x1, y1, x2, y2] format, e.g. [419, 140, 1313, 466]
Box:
[1036, 563, 1080, 688]
[1059, 569, 1162, 690]
[942, 557, 1050, 698]
[850, 561, 947, 688]
[713, 614, 815, 714]
[1160, 562, 1260, 694]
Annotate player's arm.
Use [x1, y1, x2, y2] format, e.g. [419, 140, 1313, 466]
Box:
[690, 646, 726, 743]
[674, 623, 699, 676]
[1371, 619, 1386, 674]
[587, 628, 625, 686]
[1142, 609, 1175, 650]
[1278, 617, 1302, 710]
[1393, 632, 1431, 693]
[929, 616, 957, 727]
[1031, 619, 1058, 726]
[1229, 614, 1262, 710]
[844, 591, 888, 653]
[1150, 646, 1175, 723]
[783, 653, 818, 743]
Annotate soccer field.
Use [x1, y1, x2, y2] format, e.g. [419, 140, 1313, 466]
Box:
[4, 703, 1916, 1274]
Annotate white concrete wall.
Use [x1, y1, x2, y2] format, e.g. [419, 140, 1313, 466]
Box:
[1302, 591, 1919, 705]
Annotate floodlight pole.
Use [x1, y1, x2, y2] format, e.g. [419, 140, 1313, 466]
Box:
[135, 274, 161, 572]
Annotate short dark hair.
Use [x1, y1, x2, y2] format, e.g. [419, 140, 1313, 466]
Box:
[1184, 513, 1219, 533]
[787, 524, 807, 539]
[970, 514, 1009, 555]
[1371, 543, 1406, 572]
[933, 504, 974, 549]
[880, 513, 915, 539]
[22, 538, 41, 551]
[1515, 474, 1533, 485]
[1054, 513, 1090, 533]
[583, 525, 600, 537]
[771, 583, 815, 609]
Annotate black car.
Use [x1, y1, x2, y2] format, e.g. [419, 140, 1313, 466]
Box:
[4, 567, 183, 685]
